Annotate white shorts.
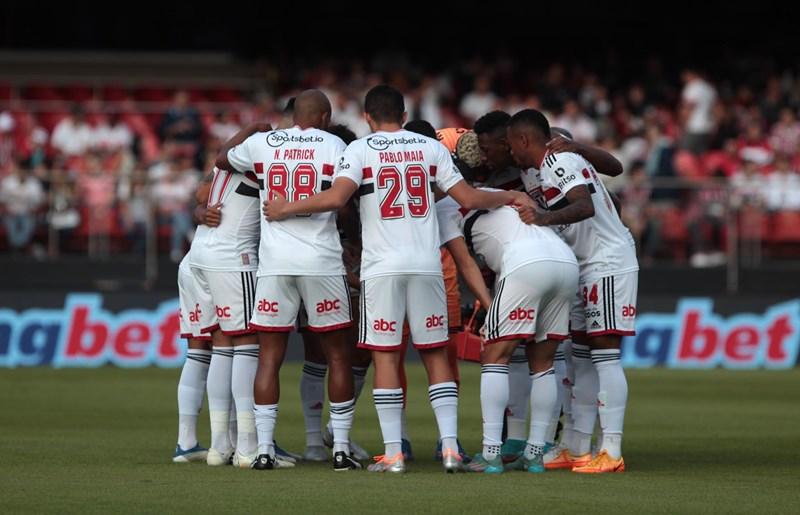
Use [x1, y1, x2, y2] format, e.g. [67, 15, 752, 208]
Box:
[250, 275, 352, 333]
[484, 261, 578, 345]
[571, 270, 638, 336]
[358, 274, 448, 351]
[192, 268, 257, 336]
[177, 260, 214, 340]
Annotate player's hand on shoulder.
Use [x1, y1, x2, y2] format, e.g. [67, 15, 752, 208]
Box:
[517, 204, 550, 226]
[546, 135, 580, 155]
[205, 202, 223, 227]
[509, 190, 536, 208]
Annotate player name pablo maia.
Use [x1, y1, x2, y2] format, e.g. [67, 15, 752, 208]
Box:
[379, 150, 425, 163]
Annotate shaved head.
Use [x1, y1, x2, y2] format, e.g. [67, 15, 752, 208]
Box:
[293, 89, 332, 128]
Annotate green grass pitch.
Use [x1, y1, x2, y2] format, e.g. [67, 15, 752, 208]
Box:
[1, 364, 798, 514]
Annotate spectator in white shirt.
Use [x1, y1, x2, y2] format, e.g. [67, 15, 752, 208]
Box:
[51, 106, 93, 157]
[1, 162, 44, 252]
[680, 69, 717, 154]
[554, 99, 598, 143]
[460, 75, 498, 124]
[763, 157, 800, 211]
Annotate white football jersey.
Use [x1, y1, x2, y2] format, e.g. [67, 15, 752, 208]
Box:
[335, 130, 464, 280]
[520, 152, 638, 274]
[227, 126, 347, 276]
[436, 192, 576, 279]
[189, 167, 260, 272]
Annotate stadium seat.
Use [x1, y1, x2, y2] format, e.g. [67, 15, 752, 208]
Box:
[770, 211, 800, 243]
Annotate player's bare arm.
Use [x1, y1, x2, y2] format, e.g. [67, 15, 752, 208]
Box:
[192, 171, 222, 227]
[445, 236, 492, 309]
[214, 122, 272, 171]
[264, 177, 358, 221]
[546, 135, 623, 177]
[447, 180, 535, 210]
[518, 184, 595, 226]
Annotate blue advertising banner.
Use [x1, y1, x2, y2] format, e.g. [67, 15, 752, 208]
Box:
[0, 293, 798, 369]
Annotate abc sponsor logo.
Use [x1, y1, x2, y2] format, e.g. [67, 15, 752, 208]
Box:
[373, 318, 397, 333]
[509, 308, 536, 321]
[622, 305, 637, 318]
[425, 315, 445, 329]
[215, 306, 232, 319]
[316, 299, 341, 314]
[257, 300, 279, 313]
[187, 304, 202, 323]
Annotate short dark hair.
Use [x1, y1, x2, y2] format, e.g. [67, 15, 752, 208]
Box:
[508, 109, 551, 140]
[404, 120, 437, 139]
[364, 85, 405, 123]
[473, 111, 511, 136]
[326, 124, 357, 145]
[284, 97, 295, 114]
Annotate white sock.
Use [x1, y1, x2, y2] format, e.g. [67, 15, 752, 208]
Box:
[547, 348, 567, 444]
[206, 347, 233, 452]
[592, 349, 627, 459]
[529, 368, 557, 448]
[177, 349, 210, 450]
[429, 381, 459, 454]
[232, 345, 259, 457]
[254, 403, 278, 456]
[480, 364, 508, 459]
[329, 398, 355, 454]
[400, 407, 409, 441]
[506, 347, 530, 441]
[300, 361, 327, 448]
[352, 366, 368, 402]
[228, 398, 237, 450]
[570, 344, 597, 456]
[374, 388, 404, 456]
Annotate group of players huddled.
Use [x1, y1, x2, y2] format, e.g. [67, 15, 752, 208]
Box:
[172, 84, 637, 475]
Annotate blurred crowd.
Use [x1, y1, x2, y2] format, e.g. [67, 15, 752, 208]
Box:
[2, 56, 800, 265]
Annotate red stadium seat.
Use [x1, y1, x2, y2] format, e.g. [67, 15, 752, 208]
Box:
[21, 85, 62, 101]
[61, 85, 94, 102]
[134, 87, 171, 103]
[102, 85, 129, 102]
[208, 87, 243, 103]
[660, 206, 689, 260]
[771, 211, 800, 243]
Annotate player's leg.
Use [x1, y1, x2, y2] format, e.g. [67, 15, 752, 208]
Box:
[174, 336, 212, 462]
[468, 338, 518, 474]
[408, 274, 461, 473]
[519, 261, 576, 473]
[567, 276, 597, 467]
[249, 275, 299, 470]
[174, 261, 214, 463]
[359, 276, 407, 473]
[502, 344, 531, 462]
[398, 324, 413, 460]
[321, 293, 372, 461]
[300, 275, 359, 471]
[206, 330, 235, 466]
[299, 328, 328, 461]
[574, 272, 637, 474]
